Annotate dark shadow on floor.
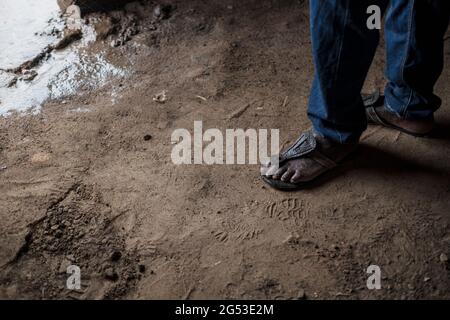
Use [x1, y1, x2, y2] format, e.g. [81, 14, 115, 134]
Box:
[353, 144, 448, 174]
[428, 119, 450, 141]
[277, 143, 450, 192]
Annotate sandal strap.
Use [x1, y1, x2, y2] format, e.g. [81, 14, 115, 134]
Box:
[279, 130, 337, 169]
[363, 91, 392, 127]
[366, 105, 390, 126]
[362, 91, 382, 107]
[279, 130, 316, 163]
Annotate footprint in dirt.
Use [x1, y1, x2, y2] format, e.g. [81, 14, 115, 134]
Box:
[212, 203, 264, 243]
[264, 198, 315, 233]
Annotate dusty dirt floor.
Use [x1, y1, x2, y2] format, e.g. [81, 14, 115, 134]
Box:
[1, 0, 450, 299]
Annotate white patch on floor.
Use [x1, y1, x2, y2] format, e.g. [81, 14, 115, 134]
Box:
[0, 0, 63, 70]
[0, 0, 128, 116]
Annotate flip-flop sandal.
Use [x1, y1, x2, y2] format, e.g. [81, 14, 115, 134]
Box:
[363, 92, 431, 137]
[261, 130, 341, 191]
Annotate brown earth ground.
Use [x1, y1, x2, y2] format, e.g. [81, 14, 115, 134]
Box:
[1, 0, 450, 299]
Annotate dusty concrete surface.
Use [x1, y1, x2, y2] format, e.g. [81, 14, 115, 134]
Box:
[0, 0, 450, 299]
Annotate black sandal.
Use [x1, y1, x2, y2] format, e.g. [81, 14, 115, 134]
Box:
[261, 130, 348, 191]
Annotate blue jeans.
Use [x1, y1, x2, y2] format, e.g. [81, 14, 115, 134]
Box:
[307, 0, 450, 143]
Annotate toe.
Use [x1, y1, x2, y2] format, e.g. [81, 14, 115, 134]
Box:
[290, 170, 304, 183]
[281, 170, 295, 182]
[265, 165, 280, 177]
[272, 167, 287, 180]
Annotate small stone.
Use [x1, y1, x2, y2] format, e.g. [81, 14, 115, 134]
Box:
[66, 5, 81, 21]
[153, 90, 168, 103]
[153, 5, 161, 17]
[104, 267, 119, 281]
[283, 234, 295, 244]
[439, 253, 448, 263]
[424, 276, 431, 282]
[153, 4, 173, 19]
[30, 152, 51, 163]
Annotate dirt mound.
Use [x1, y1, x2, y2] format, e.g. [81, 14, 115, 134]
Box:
[0, 183, 143, 299]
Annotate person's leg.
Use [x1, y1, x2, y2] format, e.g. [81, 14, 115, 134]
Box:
[261, 0, 389, 190]
[307, 0, 389, 144]
[384, 0, 450, 120]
